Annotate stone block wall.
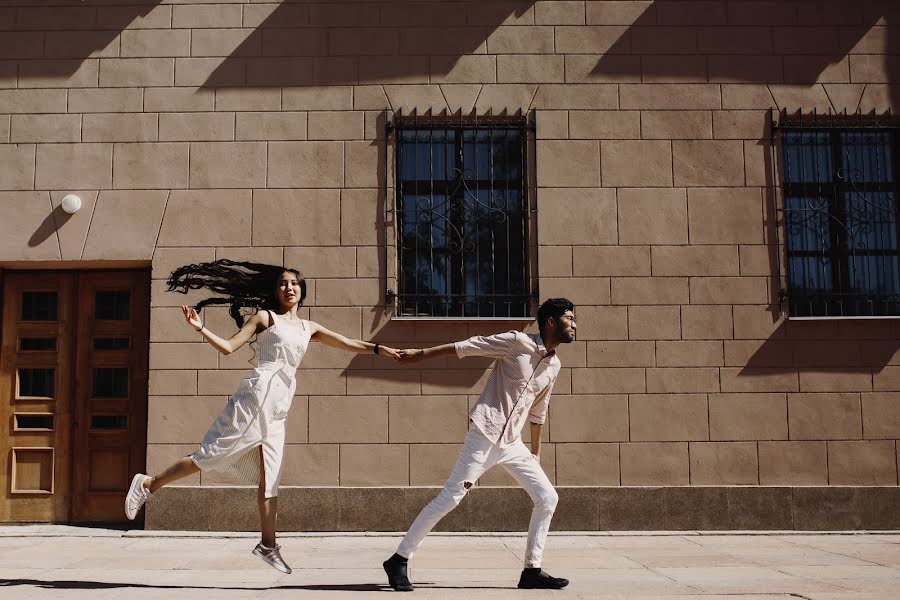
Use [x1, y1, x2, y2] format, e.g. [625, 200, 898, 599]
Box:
[0, 1, 899, 527]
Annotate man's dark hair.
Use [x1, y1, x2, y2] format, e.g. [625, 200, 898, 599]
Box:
[537, 298, 574, 333]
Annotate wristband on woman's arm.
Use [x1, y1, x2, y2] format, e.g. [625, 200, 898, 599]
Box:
[373, 343, 380, 355]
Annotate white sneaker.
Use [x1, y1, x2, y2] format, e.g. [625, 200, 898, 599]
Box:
[125, 473, 152, 520]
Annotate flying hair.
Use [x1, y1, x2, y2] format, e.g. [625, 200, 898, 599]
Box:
[167, 259, 307, 328]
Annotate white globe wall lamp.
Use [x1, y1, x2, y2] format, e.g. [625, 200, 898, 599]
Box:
[61, 194, 82, 214]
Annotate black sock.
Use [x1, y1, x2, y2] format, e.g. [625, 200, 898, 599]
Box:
[524, 567, 541, 574]
[389, 553, 408, 564]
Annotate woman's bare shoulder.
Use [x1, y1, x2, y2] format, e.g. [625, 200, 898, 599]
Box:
[246, 310, 272, 330]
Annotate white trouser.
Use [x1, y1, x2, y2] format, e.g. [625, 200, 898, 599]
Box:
[397, 426, 558, 568]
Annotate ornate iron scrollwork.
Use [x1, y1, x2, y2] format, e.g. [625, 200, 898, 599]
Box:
[783, 168, 897, 253]
[410, 168, 510, 256]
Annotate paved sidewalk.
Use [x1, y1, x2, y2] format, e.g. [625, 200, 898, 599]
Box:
[0, 527, 899, 599]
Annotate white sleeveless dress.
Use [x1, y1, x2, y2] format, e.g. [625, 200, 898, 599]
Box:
[190, 312, 311, 498]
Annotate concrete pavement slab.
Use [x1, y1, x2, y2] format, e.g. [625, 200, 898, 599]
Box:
[654, 565, 852, 594]
[1, 528, 899, 599]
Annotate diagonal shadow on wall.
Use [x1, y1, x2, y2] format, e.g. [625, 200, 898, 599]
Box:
[736, 319, 900, 397]
[4, 1, 537, 87]
[592, 0, 898, 111]
[201, 0, 536, 88]
[1, 1, 165, 79]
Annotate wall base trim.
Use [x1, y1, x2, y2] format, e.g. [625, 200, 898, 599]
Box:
[145, 486, 900, 531]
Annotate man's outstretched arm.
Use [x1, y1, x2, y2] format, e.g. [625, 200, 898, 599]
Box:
[397, 343, 457, 363]
[398, 331, 520, 363]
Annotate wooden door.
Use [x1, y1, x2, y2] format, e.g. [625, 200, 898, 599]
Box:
[71, 271, 149, 522]
[1, 269, 149, 523]
[0, 273, 76, 522]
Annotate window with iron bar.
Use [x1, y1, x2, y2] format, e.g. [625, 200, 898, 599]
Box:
[773, 109, 900, 318]
[387, 110, 536, 318]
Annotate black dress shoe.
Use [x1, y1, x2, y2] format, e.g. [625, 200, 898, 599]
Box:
[383, 554, 414, 592]
[517, 568, 569, 589]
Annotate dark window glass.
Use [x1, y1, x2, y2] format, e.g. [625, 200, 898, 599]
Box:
[18, 368, 55, 398]
[782, 131, 833, 184]
[19, 338, 57, 351]
[92, 368, 128, 398]
[95, 291, 130, 320]
[15, 414, 54, 430]
[394, 115, 532, 317]
[779, 121, 900, 317]
[21, 292, 57, 321]
[90, 415, 128, 429]
[94, 337, 130, 351]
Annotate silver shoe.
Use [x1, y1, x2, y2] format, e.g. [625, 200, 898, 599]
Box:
[252, 542, 292, 574]
[124, 474, 151, 520]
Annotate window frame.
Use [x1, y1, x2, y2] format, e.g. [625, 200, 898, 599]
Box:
[385, 110, 538, 320]
[773, 109, 900, 319]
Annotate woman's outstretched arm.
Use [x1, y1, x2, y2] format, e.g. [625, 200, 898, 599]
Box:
[308, 320, 401, 361]
[181, 305, 266, 355]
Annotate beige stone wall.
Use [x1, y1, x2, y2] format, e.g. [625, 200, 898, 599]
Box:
[1, 1, 899, 492]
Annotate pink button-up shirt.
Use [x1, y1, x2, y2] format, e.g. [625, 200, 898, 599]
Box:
[455, 331, 561, 446]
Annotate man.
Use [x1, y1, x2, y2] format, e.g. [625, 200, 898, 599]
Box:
[383, 298, 576, 592]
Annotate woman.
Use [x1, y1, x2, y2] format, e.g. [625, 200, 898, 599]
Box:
[124, 259, 399, 573]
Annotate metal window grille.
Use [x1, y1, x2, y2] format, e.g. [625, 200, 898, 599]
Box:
[773, 109, 900, 318]
[387, 110, 536, 318]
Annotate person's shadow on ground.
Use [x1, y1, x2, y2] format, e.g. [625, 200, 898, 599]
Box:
[0, 578, 516, 591]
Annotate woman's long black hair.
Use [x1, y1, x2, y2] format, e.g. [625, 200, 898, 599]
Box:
[167, 259, 307, 327]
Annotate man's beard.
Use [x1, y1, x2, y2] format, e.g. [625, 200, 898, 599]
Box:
[557, 330, 575, 344]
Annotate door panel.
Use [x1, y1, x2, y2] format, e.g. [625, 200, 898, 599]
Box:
[71, 271, 149, 522]
[0, 273, 75, 522]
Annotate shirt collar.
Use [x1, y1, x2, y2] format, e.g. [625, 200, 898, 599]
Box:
[528, 333, 555, 358]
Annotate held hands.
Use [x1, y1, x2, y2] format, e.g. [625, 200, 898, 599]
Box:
[395, 348, 427, 364]
[181, 305, 203, 331]
[377, 345, 403, 362]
